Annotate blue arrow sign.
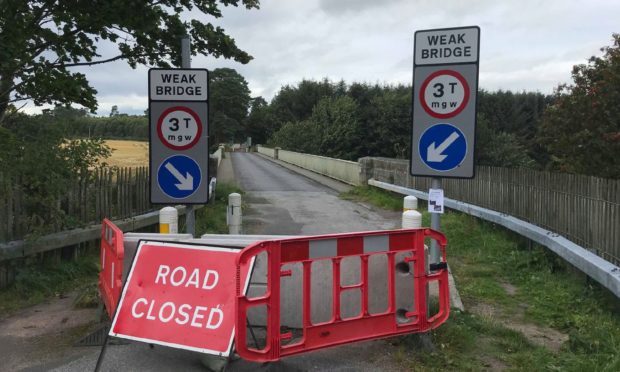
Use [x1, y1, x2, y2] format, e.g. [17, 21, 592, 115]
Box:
[157, 155, 202, 199]
[419, 123, 467, 171]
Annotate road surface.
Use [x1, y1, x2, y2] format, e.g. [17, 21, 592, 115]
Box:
[231, 152, 399, 235]
[13, 152, 406, 372]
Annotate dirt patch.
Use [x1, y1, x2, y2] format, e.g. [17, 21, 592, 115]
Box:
[504, 323, 568, 353]
[1, 294, 95, 338]
[479, 354, 508, 371]
[0, 292, 97, 371]
[500, 282, 518, 296]
[469, 300, 568, 353]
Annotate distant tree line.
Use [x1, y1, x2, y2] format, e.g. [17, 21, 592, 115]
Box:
[248, 79, 551, 169]
[37, 68, 253, 149]
[251, 34, 620, 179]
[57, 106, 148, 140]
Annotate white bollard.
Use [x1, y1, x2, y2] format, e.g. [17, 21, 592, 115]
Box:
[159, 207, 178, 234]
[228, 193, 242, 234]
[404, 195, 418, 211]
[402, 210, 422, 228]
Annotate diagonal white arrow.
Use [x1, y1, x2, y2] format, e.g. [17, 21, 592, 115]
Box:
[164, 162, 194, 190]
[427, 131, 460, 162]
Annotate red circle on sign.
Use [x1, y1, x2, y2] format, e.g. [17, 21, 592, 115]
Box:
[419, 70, 470, 119]
[157, 106, 203, 150]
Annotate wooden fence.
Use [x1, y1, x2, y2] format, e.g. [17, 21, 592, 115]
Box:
[365, 158, 620, 266]
[0, 166, 152, 243]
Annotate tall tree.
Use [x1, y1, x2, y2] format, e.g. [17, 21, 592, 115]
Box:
[312, 96, 360, 160]
[269, 79, 337, 129]
[244, 96, 274, 145]
[538, 34, 620, 178]
[209, 67, 251, 144]
[0, 0, 259, 123]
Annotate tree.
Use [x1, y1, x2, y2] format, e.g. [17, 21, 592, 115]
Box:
[268, 120, 321, 154]
[475, 114, 535, 168]
[312, 96, 360, 160]
[244, 96, 274, 145]
[109, 105, 119, 117]
[209, 68, 251, 144]
[0, 110, 110, 235]
[538, 34, 620, 178]
[269, 79, 337, 129]
[0, 0, 259, 123]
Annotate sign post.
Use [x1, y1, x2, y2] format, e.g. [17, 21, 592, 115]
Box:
[410, 26, 480, 263]
[149, 36, 209, 237]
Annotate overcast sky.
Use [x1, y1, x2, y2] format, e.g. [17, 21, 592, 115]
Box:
[24, 0, 620, 115]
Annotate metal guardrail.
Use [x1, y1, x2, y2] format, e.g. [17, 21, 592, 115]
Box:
[368, 178, 620, 298]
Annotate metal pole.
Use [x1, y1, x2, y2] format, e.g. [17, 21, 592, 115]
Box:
[430, 177, 441, 264]
[181, 34, 191, 68]
[180, 34, 196, 237]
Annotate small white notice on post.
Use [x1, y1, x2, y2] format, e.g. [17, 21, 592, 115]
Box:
[428, 188, 444, 214]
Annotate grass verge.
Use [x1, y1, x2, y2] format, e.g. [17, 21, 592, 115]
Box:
[0, 252, 99, 318]
[0, 181, 238, 318]
[341, 186, 620, 371]
[195, 181, 243, 235]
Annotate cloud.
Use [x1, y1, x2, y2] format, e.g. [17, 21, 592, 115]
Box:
[318, 0, 401, 15]
[17, 0, 620, 115]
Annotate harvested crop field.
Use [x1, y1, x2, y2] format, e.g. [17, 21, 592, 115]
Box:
[104, 140, 149, 167]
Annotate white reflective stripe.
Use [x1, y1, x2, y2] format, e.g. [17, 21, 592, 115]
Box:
[363, 235, 389, 254]
[309, 239, 337, 258]
[111, 262, 115, 289]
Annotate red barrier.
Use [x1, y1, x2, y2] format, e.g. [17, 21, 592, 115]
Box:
[235, 228, 449, 362]
[99, 219, 124, 319]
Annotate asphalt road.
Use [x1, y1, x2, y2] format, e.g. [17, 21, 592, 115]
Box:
[232, 152, 399, 236]
[25, 152, 404, 372]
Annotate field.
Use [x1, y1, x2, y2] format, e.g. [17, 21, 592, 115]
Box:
[103, 140, 149, 167]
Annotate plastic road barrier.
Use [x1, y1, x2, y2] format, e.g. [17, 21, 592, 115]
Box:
[99, 219, 125, 319]
[235, 228, 450, 362]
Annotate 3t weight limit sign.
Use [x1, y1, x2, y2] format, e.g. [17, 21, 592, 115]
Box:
[157, 106, 203, 150]
[410, 26, 479, 179]
[420, 70, 469, 119]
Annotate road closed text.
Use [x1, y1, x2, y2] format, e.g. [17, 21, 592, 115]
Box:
[130, 265, 223, 329]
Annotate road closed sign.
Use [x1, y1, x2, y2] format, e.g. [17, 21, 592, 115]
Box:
[411, 26, 480, 178]
[109, 241, 254, 356]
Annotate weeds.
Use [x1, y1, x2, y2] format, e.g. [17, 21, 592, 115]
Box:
[195, 181, 243, 235]
[0, 252, 99, 317]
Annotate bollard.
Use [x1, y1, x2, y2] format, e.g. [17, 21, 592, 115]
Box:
[402, 210, 422, 228]
[228, 193, 242, 234]
[403, 195, 418, 211]
[159, 207, 178, 234]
